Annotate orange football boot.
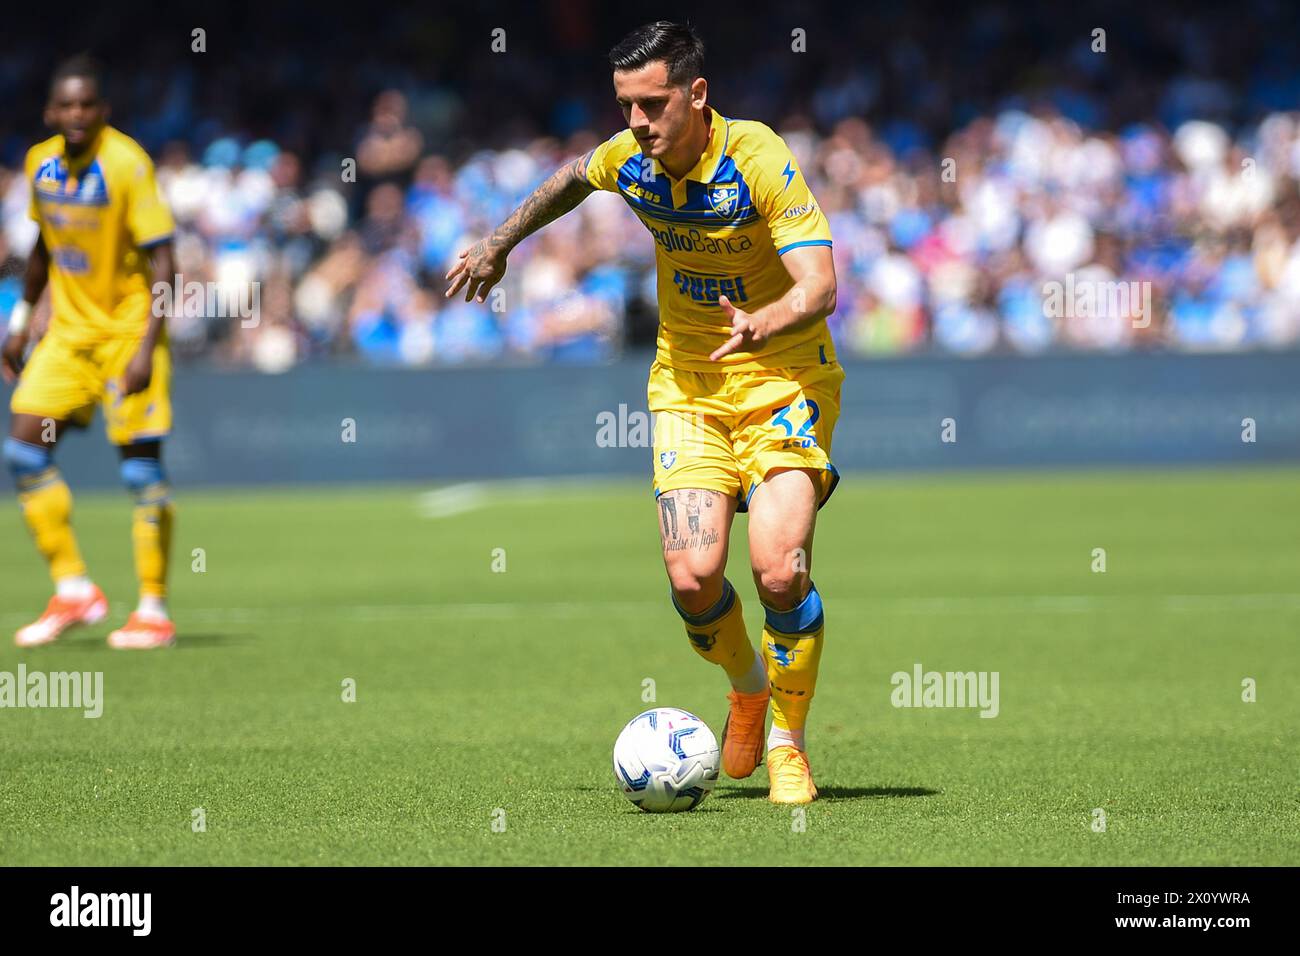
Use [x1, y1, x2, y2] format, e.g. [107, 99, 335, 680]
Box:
[721, 688, 770, 778]
[14, 586, 109, 647]
[107, 613, 176, 650]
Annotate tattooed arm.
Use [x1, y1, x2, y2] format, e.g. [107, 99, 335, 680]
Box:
[444, 154, 595, 302]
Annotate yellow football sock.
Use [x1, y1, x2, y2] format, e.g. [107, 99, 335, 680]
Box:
[674, 579, 758, 684]
[132, 484, 174, 599]
[17, 467, 87, 583]
[761, 584, 826, 737]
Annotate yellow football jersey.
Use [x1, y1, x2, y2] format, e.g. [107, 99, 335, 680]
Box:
[25, 125, 174, 346]
[585, 106, 835, 372]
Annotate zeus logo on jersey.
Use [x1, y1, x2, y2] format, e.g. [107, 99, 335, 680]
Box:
[647, 223, 753, 256]
[623, 182, 661, 203]
[673, 270, 749, 304]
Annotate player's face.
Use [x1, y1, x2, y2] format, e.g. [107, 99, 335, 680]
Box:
[47, 77, 107, 153]
[613, 62, 705, 159]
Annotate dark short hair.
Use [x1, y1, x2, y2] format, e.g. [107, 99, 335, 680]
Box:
[609, 21, 704, 87]
[50, 54, 105, 99]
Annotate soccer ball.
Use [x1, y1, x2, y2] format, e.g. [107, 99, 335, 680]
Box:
[613, 708, 720, 812]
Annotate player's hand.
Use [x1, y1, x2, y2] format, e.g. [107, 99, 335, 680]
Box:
[1, 332, 28, 384]
[120, 347, 153, 396]
[709, 295, 768, 361]
[444, 237, 509, 304]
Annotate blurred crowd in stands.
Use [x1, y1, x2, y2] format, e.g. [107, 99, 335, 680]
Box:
[1, 1, 1298, 369]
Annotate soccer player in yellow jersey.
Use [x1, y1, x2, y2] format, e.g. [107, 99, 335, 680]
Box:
[2, 56, 178, 650]
[447, 22, 839, 803]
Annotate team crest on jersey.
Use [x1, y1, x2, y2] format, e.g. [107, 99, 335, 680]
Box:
[659, 450, 677, 470]
[707, 182, 740, 218]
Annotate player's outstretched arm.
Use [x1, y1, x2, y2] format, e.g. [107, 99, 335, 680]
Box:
[445, 154, 595, 303]
[1, 235, 50, 382]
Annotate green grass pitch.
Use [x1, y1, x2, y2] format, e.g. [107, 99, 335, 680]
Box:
[1, 467, 1297, 866]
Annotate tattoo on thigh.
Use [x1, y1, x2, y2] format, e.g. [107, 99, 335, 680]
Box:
[659, 494, 679, 539]
[659, 490, 723, 553]
[685, 490, 701, 534]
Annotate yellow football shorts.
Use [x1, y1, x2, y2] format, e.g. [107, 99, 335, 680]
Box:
[648, 358, 844, 512]
[10, 332, 172, 446]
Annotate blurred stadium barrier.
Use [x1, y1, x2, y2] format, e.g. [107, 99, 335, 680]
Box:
[6, 350, 1295, 490]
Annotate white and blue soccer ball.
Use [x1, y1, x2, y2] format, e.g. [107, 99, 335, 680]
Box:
[613, 708, 720, 812]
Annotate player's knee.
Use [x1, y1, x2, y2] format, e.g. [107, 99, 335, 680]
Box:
[120, 456, 168, 500]
[671, 575, 734, 623]
[3, 437, 52, 482]
[665, 560, 726, 615]
[753, 562, 808, 611]
[763, 581, 825, 637]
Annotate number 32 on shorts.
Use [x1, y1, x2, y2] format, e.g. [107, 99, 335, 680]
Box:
[771, 399, 820, 448]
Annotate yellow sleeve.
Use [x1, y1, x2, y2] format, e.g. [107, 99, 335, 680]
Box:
[584, 130, 636, 193]
[125, 154, 175, 247]
[750, 130, 832, 255]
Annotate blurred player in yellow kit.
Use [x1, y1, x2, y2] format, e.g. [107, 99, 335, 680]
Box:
[448, 23, 841, 803]
[2, 55, 178, 649]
